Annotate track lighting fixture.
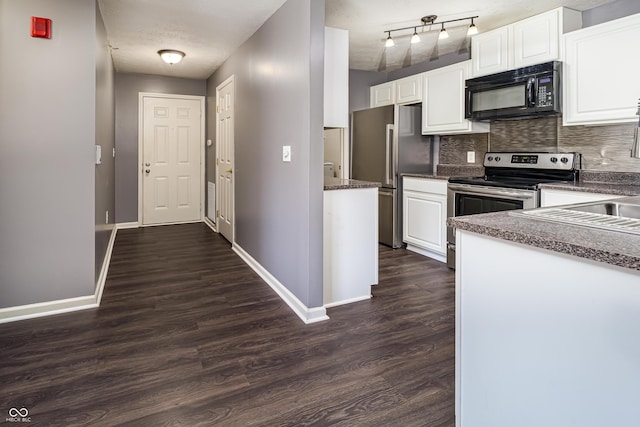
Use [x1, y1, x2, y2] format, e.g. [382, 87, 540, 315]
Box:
[467, 18, 478, 36]
[383, 15, 479, 47]
[439, 23, 449, 40]
[385, 31, 395, 47]
[411, 28, 420, 44]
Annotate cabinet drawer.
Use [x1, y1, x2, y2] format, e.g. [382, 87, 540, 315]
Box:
[403, 177, 447, 195]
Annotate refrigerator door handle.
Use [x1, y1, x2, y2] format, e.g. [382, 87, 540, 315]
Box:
[385, 124, 394, 186]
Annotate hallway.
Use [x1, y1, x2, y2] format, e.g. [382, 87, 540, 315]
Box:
[0, 223, 455, 426]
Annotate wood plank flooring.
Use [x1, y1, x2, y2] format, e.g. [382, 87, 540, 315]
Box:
[0, 223, 455, 426]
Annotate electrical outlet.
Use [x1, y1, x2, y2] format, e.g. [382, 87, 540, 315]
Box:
[282, 145, 291, 162]
[467, 151, 475, 163]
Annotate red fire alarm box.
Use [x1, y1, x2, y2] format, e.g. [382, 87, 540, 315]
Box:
[31, 16, 52, 39]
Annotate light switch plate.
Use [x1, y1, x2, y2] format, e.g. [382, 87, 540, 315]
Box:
[283, 145, 291, 162]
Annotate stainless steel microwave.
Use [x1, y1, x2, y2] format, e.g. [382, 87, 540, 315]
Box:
[465, 61, 562, 121]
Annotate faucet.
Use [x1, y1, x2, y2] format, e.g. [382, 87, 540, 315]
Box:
[632, 98, 640, 158]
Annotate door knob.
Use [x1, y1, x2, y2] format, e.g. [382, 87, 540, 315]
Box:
[145, 169, 150, 174]
[145, 162, 150, 167]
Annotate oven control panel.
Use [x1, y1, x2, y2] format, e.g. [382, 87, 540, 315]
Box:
[483, 152, 579, 170]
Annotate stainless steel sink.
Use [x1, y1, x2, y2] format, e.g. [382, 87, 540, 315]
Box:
[513, 200, 640, 235]
[566, 202, 640, 219]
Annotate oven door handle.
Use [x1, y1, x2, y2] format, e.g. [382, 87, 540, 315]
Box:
[448, 184, 536, 200]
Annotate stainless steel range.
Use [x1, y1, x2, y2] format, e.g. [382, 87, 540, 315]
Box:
[446, 152, 581, 268]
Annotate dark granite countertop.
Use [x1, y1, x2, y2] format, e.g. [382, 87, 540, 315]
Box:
[324, 177, 381, 191]
[403, 164, 485, 180]
[539, 171, 640, 196]
[448, 195, 640, 271]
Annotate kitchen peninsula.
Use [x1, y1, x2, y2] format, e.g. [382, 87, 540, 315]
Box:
[449, 195, 640, 427]
[323, 177, 380, 307]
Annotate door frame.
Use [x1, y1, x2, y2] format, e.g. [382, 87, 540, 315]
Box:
[215, 75, 235, 242]
[137, 92, 206, 226]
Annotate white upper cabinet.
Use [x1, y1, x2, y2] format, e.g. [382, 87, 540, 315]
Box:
[324, 27, 349, 128]
[422, 61, 489, 135]
[471, 7, 582, 77]
[471, 26, 510, 77]
[395, 74, 423, 105]
[370, 74, 424, 108]
[370, 81, 395, 108]
[563, 13, 640, 126]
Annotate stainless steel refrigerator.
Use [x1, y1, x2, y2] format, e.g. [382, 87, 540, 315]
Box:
[351, 104, 434, 248]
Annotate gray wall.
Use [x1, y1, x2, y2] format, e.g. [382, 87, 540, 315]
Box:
[582, 0, 640, 27]
[114, 73, 206, 223]
[0, 0, 96, 308]
[349, 70, 387, 113]
[207, 0, 325, 309]
[95, 2, 116, 281]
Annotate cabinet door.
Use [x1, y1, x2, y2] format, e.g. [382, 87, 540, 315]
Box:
[370, 82, 395, 107]
[471, 27, 511, 77]
[563, 13, 640, 126]
[395, 74, 422, 105]
[513, 9, 559, 68]
[422, 61, 490, 135]
[403, 189, 447, 255]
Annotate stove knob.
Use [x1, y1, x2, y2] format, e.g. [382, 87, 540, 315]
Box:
[487, 156, 494, 161]
[560, 157, 569, 164]
[495, 156, 501, 162]
[550, 157, 558, 163]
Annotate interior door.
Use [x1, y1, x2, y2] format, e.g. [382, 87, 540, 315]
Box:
[142, 95, 202, 225]
[216, 77, 234, 242]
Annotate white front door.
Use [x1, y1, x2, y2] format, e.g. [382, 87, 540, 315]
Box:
[141, 94, 203, 225]
[216, 77, 234, 242]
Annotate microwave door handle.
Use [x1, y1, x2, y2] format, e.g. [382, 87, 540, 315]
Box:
[526, 77, 536, 107]
[385, 124, 394, 186]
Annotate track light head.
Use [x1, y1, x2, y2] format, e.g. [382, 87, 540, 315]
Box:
[385, 31, 394, 47]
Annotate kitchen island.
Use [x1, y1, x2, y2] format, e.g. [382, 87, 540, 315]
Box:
[448, 196, 640, 427]
[323, 177, 380, 307]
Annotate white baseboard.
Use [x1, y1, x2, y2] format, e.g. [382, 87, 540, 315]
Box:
[0, 225, 121, 324]
[406, 244, 447, 263]
[117, 221, 139, 229]
[232, 243, 329, 324]
[95, 225, 118, 305]
[203, 217, 217, 232]
[0, 295, 98, 324]
[324, 294, 371, 309]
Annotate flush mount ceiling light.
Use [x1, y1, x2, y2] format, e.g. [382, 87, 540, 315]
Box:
[158, 49, 185, 65]
[383, 14, 479, 47]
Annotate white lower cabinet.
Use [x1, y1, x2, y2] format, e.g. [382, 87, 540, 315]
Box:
[403, 177, 447, 262]
[540, 188, 625, 207]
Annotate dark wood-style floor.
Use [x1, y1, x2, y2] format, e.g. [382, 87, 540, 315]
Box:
[0, 223, 455, 426]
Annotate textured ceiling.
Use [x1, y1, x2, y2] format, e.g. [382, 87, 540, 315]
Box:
[98, 0, 617, 79]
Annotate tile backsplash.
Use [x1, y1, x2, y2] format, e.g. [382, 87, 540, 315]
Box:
[438, 116, 640, 173]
